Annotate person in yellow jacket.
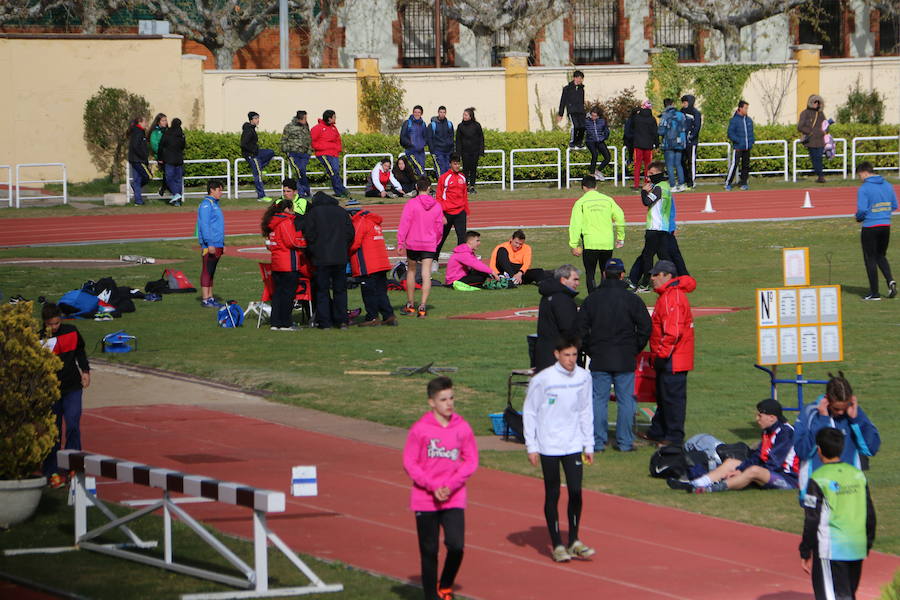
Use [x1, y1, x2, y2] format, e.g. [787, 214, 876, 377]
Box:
[568, 175, 625, 292]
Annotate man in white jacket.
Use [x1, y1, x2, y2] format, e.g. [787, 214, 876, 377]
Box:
[523, 336, 596, 563]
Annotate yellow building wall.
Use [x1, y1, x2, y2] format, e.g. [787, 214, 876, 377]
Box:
[0, 35, 204, 183]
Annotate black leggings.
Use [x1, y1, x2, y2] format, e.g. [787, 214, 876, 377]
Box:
[586, 141, 611, 173]
[436, 211, 467, 258]
[415, 508, 465, 600]
[540, 453, 583, 548]
[461, 153, 479, 186]
[582, 249, 612, 293]
[861, 226, 893, 296]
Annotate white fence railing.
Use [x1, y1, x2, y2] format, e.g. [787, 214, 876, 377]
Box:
[792, 138, 847, 182]
[510, 148, 561, 190]
[15, 163, 67, 209]
[565, 145, 619, 188]
[234, 157, 286, 199]
[696, 142, 733, 180]
[851, 135, 900, 177]
[746, 140, 789, 180]
[127, 160, 232, 202]
[0, 165, 11, 208]
[287, 155, 329, 192]
[478, 149, 507, 189]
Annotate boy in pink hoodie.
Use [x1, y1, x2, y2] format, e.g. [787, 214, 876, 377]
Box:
[444, 230, 500, 286]
[403, 376, 479, 600]
[397, 177, 444, 318]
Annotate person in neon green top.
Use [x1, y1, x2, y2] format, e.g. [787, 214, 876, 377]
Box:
[568, 175, 625, 292]
[275, 178, 309, 231]
[800, 427, 875, 600]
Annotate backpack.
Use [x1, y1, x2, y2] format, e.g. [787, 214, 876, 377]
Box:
[164, 269, 196, 293]
[502, 400, 525, 443]
[58, 289, 99, 318]
[217, 301, 244, 328]
[658, 110, 686, 151]
[648, 444, 688, 479]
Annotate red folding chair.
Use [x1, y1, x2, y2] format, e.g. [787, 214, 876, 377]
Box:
[256, 262, 314, 328]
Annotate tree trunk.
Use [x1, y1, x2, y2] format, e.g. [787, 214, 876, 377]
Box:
[214, 46, 235, 70]
[81, 0, 101, 34]
[307, 18, 329, 68]
[720, 25, 741, 62]
[472, 33, 492, 68]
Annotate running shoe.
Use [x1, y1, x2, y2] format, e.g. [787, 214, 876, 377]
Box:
[347, 307, 362, 320]
[168, 194, 183, 206]
[739, 184, 749, 191]
[888, 280, 897, 299]
[134, 200, 145, 205]
[417, 305, 427, 318]
[551, 545, 572, 562]
[382, 315, 398, 326]
[636, 285, 652, 294]
[437, 587, 454, 600]
[257, 196, 274, 203]
[862, 294, 881, 301]
[724, 184, 732, 191]
[666, 478, 694, 492]
[400, 302, 415, 315]
[201, 297, 224, 308]
[594, 170, 604, 181]
[568, 540, 596, 559]
[48, 473, 66, 489]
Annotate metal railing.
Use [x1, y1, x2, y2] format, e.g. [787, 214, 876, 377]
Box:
[851, 135, 900, 177]
[15, 163, 67, 208]
[286, 155, 329, 192]
[476, 149, 506, 189]
[510, 148, 561, 190]
[565, 145, 619, 188]
[696, 142, 732, 180]
[343, 153, 394, 190]
[234, 156, 286, 199]
[0, 165, 11, 208]
[182, 159, 232, 198]
[747, 140, 789, 181]
[792, 138, 847, 182]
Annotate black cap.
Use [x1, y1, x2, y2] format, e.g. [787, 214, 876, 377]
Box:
[649, 260, 676, 275]
[756, 398, 785, 422]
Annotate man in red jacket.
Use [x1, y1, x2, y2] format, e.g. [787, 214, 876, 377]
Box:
[641, 260, 696, 446]
[350, 209, 397, 326]
[310, 109, 349, 198]
[435, 153, 470, 258]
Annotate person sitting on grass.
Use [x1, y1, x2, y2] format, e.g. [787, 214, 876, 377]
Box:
[364, 158, 405, 198]
[489, 229, 547, 285]
[667, 399, 799, 493]
[444, 230, 499, 288]
[393, 155, 419, 196]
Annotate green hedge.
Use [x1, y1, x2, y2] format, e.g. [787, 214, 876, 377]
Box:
[180, 124, 899, 188]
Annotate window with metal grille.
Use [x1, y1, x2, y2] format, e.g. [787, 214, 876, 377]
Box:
[878, 11, 899, 55]
[797, 0, 844, 57]
[572, 0, 618, 63]
[491, 30, 537, 66]
[652, 1, 697, 61]
[400, 1, 451, 67]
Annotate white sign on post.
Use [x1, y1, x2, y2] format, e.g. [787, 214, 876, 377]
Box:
[756, 284, 843, 365]
[291, 466, 318, 497]
[783, 247, 810, 286]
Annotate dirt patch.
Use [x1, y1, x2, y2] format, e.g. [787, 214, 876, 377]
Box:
[0, 258, 181, 269]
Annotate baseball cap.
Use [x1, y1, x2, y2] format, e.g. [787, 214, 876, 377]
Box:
[604, 258, 624, 272]
[756, 398, 785, 422]
[649, 260, 676, 275]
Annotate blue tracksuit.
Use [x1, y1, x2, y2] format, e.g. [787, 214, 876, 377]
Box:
[429, 116, 454, 175]
[400, 115, 430, 176]
[855, 175, 897, 227]
[197, 195, 225, 248]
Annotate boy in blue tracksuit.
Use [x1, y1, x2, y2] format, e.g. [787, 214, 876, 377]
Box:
[400, 105, 430, 177]
[855, 161, 897, 300]
[793, 372, 880, 502]
[725, 100, 755, 191]
[429, 106, 454, 176]
[197, 179, 226, 308]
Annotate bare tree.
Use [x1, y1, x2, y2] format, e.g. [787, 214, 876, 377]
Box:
[294, 0, 343, 68]
[654, 0, 806, 62]
[1, 0, 130, 32]
[445, 0, 572, 67]
[146, 0, 280, 69]
[757, 64, 795, 124]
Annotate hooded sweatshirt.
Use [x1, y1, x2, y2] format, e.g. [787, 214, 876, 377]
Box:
[349, 209, 391, 276]
[400, 114, 429, 152]
[650, 275, 697, 372]
[855, 175, 898, 227]
[310, 118, 342, 157]
[680, 94, 702, 145]
[266, 212, 308, 273]
[445, 243, 492, 285]
[127, 123, 149, 164]
[797, 95, 826, 148]
[534, 278, 579, 372]
[429, 116, 455, 153]
[397, 193, 443, 252]
[402, 411, 478, 511]
[240, 122, 259, 157]
[523, 361, 594, 456]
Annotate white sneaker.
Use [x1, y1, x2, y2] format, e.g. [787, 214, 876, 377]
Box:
[594, 170, 604, 181]
[551, 545, 572, 562]
[568, 540, 596, 559]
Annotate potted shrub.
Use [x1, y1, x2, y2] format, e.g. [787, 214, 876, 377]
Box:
[0, 302, 61, 527]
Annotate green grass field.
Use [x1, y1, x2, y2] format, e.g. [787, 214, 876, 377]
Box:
[1, 216, 898, 584]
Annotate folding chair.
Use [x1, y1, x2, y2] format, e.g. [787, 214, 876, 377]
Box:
[252, 262, 314, 328]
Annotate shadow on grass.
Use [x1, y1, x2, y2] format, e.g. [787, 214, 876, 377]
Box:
[391, 582, 428, 599]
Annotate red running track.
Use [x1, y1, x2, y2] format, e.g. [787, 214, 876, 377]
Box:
[76, 405, 899, 600]
[0, 186, 879, 247]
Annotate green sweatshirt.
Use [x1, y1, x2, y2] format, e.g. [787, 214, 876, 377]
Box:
[568, 190, 625, 250]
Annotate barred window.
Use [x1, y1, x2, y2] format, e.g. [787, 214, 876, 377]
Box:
[652, 1, 697, 61]
[400, 1, 451, 67]
[572, 0, 618, 64]
[878, 11, 899, 56]
[491, 30, 537, 66]
[797, 0, 845, 57]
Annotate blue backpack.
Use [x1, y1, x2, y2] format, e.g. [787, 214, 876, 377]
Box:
[658, 109, 686, 151]
[217, 302, 244, 328]
[58, 289, 99, 318]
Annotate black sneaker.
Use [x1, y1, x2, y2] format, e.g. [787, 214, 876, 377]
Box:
[889, 280, 897, 299]
[862, 294, 881, 301]
[666, 478, 694, 492]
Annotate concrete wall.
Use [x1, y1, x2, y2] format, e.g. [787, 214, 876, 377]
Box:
[0, 35, 204, 183]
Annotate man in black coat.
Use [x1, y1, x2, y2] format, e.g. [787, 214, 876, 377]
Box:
[558, 70, 586, 148]
[304, 191, 355, 329]
[577, 258, 651, 452]
[680, 95, 702, 190]
[534, 264, 581, 372]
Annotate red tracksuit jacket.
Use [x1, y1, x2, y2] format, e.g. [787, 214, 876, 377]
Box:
[350, 210, 391, 277]
[436, 170, 469, 215]
[267, 212, 310, 276]
[650, 275, 696, 372]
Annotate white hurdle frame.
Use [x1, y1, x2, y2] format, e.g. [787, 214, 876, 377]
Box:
[11, 451, 344, 600]
[234, 157, 286, 199]
[792, 137, 847, 182]
[510, 148, 561, 190]
[746, 140, 789, 181]
[14, 163, 67, 208]
[851, 135, 900, 178]
[565, 145, 619, 187]
[0, 165, 11, 208]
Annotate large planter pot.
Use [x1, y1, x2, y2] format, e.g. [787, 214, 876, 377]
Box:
[0, 476, 46, 527]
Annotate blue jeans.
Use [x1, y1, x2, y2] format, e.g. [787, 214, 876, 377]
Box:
[808, 146, 825, 178]
[287, 152, 311, 196]
[432, 151, 451, 176]
[405, 150, 427, 177]
[164, 164, 184, 197]
[42, 388, 83, 476]
[246, 148, 275, 198]
[664, 150, 684, 187]
[130, 162, 150, 204]
[317, 155, 347, 196]
[592, 370, 636, 451]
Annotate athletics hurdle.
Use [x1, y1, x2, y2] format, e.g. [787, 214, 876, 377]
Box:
[56, 450, 342, 599]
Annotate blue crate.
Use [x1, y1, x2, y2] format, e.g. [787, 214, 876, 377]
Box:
[488, 413, 507, 436]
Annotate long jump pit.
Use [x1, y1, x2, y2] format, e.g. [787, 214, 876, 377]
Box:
[450, 306, 749, 321]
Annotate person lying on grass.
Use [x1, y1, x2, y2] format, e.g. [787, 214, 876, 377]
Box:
[667, 399, 799, 494]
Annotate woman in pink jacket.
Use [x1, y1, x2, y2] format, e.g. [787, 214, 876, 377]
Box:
[396, 177, 444, 318]
[403, 377, 478, 600]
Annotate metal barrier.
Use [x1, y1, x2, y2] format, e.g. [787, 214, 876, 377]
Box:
[15, 163, 67, 208]
[234, 156, 286, 199]
[792, 138, 847, 182]
[747, 140, 789, 180]
[477, 149, 506, 189]
[620, 146, 629, 186]
[344, 153, 394, 190]
[565, 145, 619, 187]
[286, 155, 330, 192]
[696, 142, 732, 180]
[510, 148, 561, 190]
[0, 165, 11, 208]
[851, 135, 900, 177]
